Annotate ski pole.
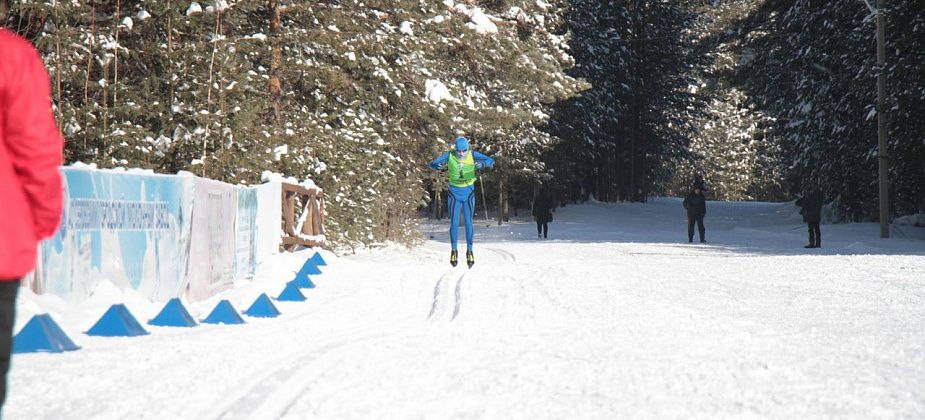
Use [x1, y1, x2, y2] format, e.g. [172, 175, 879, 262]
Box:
[478, 173, 491, 227]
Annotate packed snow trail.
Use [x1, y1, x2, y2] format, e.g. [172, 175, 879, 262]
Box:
[8, 199, 925, 419]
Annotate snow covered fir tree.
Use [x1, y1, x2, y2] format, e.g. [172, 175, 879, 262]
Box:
[5, 0, 924, 247]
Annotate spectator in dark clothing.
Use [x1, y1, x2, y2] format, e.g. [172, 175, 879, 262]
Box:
[796, 189, 824, 248]
[692, 174, 707, 192]
[532, 190, 553, 238]
[683, 187, 706, 243]
[0, 18, 65, 411]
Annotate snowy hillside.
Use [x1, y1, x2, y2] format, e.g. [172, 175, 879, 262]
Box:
[9, 199, 925, 419]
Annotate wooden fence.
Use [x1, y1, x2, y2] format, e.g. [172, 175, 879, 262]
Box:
[281, 182, 326, 250]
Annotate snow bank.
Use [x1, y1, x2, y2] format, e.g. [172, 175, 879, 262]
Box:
[895, 213, 925, 227]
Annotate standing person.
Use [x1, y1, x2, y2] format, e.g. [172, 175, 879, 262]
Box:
[683, 187, 707, 243]
[0, 16, 65, 411]
[796, 188, 824, 248]
[430, 136, 495, 268]
[532, 188, 553, 239]
[692, 173, 707, 191]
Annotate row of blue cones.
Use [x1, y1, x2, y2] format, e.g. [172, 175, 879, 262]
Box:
[13, 252, 326, 354]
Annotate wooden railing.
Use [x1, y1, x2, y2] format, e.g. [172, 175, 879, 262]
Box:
[281, 182, 326, 250]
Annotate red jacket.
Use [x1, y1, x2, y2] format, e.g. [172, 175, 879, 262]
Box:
[0, 29, 64, 279]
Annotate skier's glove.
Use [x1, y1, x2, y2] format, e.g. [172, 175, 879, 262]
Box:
[475, 162, 485, 170]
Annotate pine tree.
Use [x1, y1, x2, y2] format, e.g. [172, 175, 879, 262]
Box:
[7, 0, 583, 247]
[734, 0, 925, 219]
[549, 0, 703, 202]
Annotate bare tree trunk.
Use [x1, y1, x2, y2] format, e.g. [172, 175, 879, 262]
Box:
[54, 16, 62, 113]
[206, 13, 219, 107]
[495, 145, 504, 225]
[167, 0, 175, 111]
[102, 61, 109, 159]
[113, 0, 121, 106]
[629, 0, 644, 202]
[83, 4, 96, 150]
[268, 0, 282, 124]
[497, 174, 504, 226]
[218, 14, 227, 151]
[437, 187, 444, 219]
[204, 10, 222, 176]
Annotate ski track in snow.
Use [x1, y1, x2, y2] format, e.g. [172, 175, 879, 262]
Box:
[7, 198, 925, 419]
[451, 273, 465, 321]
[211, 329, 392, 420]
[428, 269, 467, 322]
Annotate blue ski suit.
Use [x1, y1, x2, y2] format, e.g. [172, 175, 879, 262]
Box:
[430, 150, 495, 251]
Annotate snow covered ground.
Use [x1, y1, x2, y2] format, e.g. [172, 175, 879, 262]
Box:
[8, 198, 925, 419]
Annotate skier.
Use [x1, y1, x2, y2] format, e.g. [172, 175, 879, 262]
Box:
[0, 20, 65, 410]
[532, 188, 553, 239]
[430, 136, 495, 268]
[796, 188, 824, 248]
[683, 186, 707, 243]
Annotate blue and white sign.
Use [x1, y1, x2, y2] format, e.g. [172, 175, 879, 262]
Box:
[40, 168, 194, 302]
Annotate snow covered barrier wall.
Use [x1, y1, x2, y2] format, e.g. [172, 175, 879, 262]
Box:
[35, 167, 283, 303]
[38, 168, 194, 303]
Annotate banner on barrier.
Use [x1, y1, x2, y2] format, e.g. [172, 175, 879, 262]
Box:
[254, 181, 282, 264]
[235, 187, 258, 280]
[187, 177, 237, 301]
[37, 168, 288, 303]
[39, 168, 194, 302]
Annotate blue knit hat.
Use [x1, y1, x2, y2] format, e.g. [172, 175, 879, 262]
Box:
[455, 136, 469, 152]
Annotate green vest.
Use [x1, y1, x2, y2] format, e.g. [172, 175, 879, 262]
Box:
[448, 150, 477, 187]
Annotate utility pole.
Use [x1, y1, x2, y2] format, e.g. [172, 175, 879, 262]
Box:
[875, 0, 890, 238]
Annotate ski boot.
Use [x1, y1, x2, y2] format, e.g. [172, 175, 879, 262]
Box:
[466, 251, 474, 268]
[450, 250, 458, 267]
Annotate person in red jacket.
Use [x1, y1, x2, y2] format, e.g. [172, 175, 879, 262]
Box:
[0, 3, 65, 409]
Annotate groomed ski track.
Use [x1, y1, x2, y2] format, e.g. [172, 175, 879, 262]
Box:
[8, 198, 925, 419]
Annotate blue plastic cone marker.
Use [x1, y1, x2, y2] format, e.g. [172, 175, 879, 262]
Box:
[244, 293, 281, 318]
[310, 252, 327, 266]
[299, 260, 322, 276]
[276, 282, 306, 302]
[201, 300, 246, 325]
[86, 304, 149, 337]
[289, 275, 316, 289]
[148, 298, 198, 327]
[13, 314, 80, 353]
